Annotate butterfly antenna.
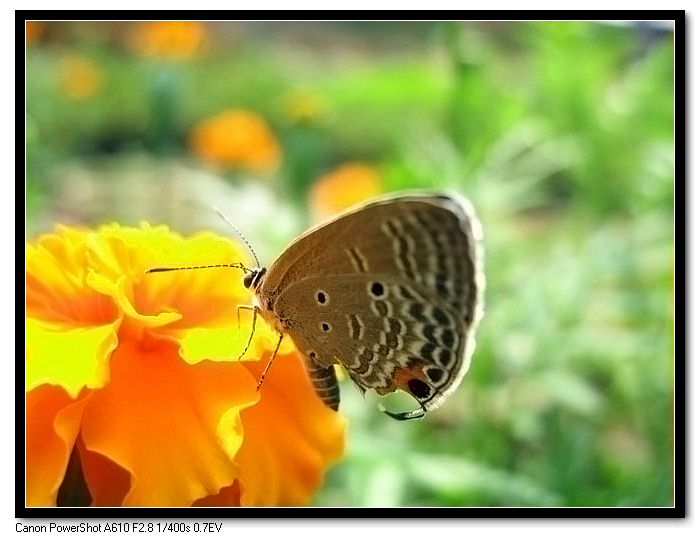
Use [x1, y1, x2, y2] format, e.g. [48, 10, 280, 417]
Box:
[145, 263, 248, 274]
[214, 206, 261, 268]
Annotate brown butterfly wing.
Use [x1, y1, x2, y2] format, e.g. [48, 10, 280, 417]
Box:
[259, 193, 483, 327]
[273, 274, 469, 411]
[256, 193, 484, 411]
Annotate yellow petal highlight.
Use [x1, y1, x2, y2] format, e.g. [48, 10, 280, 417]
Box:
[216, 405, 252, 460]
[27, 231, 118, 325]
[87, 272, 182, 328]
[128, 226, 252, 329]
[27, 318, 118, 398]
[177, 325, 250, 363]
[177, 315, 296, 364]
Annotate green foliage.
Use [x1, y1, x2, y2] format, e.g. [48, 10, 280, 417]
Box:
[27, 21, 675, 507]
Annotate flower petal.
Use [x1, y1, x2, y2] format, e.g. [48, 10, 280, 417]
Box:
[87, 272, 182, 329]
[176, 315, 296, 364]
[117, 225, 252, 330]
[27, 222, 348, 507]
[80, 337, 259, 506]
[27, 231, 118, 325]
[27, 318, 119, 397]
[78, 439, 132, 506]
[26, 386, 91, 506]
[193, 481, 241, 506]
[177, 325, 248, 363]
[236, 351, 347, 506]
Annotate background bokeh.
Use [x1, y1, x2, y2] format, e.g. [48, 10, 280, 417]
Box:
[26, 20, 675, 507]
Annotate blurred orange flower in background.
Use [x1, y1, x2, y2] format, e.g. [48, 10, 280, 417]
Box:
[26, 223, 346, 507]
[57, 54, 105, 101]
[190, 109, 282, 173]
[310, 162, 382, 221]
[26, 21, 45, 45]
[128, 21, 206, 59]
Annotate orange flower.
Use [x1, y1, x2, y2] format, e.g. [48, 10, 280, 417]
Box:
[26, 21, 45, 45]
[310, 163, 382, 221]
[190, 109, 281, 173]
[128, 21, 206, 59]
[26, 223, 346, 507]
[57, 54, 104, 101]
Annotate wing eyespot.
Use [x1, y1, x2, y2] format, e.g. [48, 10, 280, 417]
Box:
[369, 281, 387, 298]
[407, 378, 432, 399]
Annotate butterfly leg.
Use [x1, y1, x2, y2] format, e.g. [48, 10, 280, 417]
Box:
[378, 402, 426, 421]
[347, 371, 367, 397]
[304, 357, 340, 411]
[236, 305, 258, 359]
[256, 332, 284, 391]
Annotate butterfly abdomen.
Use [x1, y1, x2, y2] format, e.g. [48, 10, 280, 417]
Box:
[304, 356, 340, 411]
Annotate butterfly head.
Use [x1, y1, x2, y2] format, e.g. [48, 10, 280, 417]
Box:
[243, 267, 267, 290]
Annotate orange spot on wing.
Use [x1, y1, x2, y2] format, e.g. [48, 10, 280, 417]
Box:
[391, 364, 427, 390]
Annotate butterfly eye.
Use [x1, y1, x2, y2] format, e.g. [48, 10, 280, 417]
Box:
[244, 268, 267, 289]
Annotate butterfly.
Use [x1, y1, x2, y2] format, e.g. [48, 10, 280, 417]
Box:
[149, 192, 484, 420]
